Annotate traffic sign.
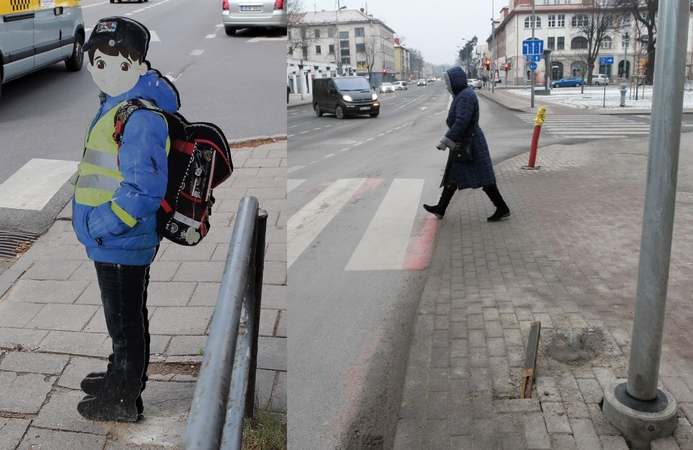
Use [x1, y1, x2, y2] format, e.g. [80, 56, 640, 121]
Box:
[525, 54, 541, 62]
[529, 62, 537, 71]
[522, 39, 544, 55]
[598, 56, 615, 65]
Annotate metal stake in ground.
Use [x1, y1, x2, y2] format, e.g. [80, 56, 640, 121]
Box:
[602, 0, 690, 446]
[521, 321, 541, 399]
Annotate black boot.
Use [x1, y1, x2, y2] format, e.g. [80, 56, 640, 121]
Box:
[77, 372, 141, 422]
[81, 373, 144, 415]
[423, 186, 456, 219]
[483, 184, 511, 222]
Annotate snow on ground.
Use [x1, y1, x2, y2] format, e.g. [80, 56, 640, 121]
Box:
[505, 83, 693, 110]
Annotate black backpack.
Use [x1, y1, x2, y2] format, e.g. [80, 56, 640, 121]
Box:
[113, 99, 233, 245]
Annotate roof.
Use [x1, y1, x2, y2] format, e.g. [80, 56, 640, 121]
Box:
[294, 9, 395, 33]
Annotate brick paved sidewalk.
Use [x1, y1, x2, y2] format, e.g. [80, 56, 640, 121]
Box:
[395, 134, 693, 449]
[0, 140, 286, 449]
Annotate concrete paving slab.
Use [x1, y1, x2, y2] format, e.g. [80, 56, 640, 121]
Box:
[0, 417, 30, 449]
[0, 301, 45, 328]
[148, 307, 213, 335]
[57, 356, 108, 390]
[3, 280, 89, 304]
[0, 351, 69, 375]
[25, 303, 98, 332]
[17, 427, 108, 450]
[0, 372, 55, 414]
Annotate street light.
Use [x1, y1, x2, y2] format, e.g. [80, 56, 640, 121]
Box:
[334, 1, 347, 76]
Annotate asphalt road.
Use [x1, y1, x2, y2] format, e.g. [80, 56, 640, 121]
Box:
[0, 0, 286, 235]
[287, 82, 536, 449]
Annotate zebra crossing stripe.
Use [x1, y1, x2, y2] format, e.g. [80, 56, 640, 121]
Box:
[0, 159, 77, 210]
[288, 178, 367, 268]
[345, 179, 425, 271]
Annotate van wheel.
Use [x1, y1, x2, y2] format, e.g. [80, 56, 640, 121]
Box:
[65, 34, 84, 72]
[369, 112, 379, 118]
[314, 104, 323, 117]
[335, 105, 346, 119]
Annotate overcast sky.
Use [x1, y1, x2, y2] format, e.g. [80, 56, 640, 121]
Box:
[300, 0, 499, 65]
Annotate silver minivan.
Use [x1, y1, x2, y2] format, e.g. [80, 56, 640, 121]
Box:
[0, 0, 85, 100]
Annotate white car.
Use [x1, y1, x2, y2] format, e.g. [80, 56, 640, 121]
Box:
[467, 79, 483, 89]
[417, 78, 427, 86]
[591, 74, 610, 86]
[393, 81, 408, 90]
[379, 82, 396, 93]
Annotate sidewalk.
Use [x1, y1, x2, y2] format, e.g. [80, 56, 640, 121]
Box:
[288, 93, 313, 108]
[0, 140, 286, 448]
[394, 97, 693, 448]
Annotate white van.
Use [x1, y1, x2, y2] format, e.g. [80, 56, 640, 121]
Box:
[0, 0, 85, 100]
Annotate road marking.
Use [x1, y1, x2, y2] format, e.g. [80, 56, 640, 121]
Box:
[288, 178, 367, 268]
[288, 179, 306, 193]
[366, 138, 374, 141]
[346, 179, 424, 271]
[206, 34, 217, 39]
[287, 166, 305, 174]
[82, 2, 109, 8]
[190, 49, 204, 56]
[300, 130, 309, 134]
[247, 36, 288, 42]
[150, 31, 161, 42]
[325, 154, 335, 158]
[0, 159, 77, 210]
[339, 148, 349, 152]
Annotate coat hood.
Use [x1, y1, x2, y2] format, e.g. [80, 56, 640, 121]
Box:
[444, 67, 468, 96]
[100, 69, 180, 113]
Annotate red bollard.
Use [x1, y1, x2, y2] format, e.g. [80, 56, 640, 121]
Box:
[527, 107, 546, 168]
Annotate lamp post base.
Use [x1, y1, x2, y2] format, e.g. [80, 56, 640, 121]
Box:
[602, 380, 678, 449]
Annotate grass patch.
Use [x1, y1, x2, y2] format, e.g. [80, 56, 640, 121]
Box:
[242, 409, 287, 450]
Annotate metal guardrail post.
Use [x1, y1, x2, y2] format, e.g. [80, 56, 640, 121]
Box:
[182, 196, 264, 450]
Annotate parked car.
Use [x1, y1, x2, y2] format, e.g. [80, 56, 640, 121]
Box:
[417, 78, 427, 86]
[591, 74, 610, 86]
[393, 81, 408, 90]
[552, 76, 583, 88]
[379, 82, 396, 93]
[222, 0, 287, 36]
[467, 79, 483, 89]
[312, 77, 380, 119]
[0, 0, 85, 100]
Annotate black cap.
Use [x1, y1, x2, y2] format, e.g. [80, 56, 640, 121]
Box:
[83, 17, 150, 59]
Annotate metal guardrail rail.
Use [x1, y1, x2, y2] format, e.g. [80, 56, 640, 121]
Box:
[182, 196, 268, 450]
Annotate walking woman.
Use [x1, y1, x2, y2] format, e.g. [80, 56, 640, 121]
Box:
[423, 67, 511, 222]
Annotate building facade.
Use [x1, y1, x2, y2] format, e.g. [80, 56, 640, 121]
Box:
[394, 38, 411, 82]
[288, 9, 397, 86]
[486, 0, 684, 86]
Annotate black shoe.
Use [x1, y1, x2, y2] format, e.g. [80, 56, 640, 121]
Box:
[81, 374, 144, 415]
[423, 203, 446, 219]
[77, 395, 139, 422]
[487, 205, 511, 222]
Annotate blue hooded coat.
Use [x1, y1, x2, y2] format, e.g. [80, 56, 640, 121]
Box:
[440, 67, 497, 189]
[72, 70, 180, 266]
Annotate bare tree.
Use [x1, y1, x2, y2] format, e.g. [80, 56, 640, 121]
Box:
[613, 0, 657, 83]
[409, 48, 424, 80]
[571, 0, 622, 92]
[358, 34, 379, 83]
[286, 0, 319, 59]
[457, 36, 478, 76]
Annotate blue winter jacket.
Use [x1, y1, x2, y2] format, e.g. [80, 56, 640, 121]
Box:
[72, 70, 180, 266]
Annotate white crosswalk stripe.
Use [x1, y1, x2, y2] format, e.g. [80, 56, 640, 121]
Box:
[516, 113, 650, 139]
[0, 159, 77, 210]
[288, 178, 435, 271]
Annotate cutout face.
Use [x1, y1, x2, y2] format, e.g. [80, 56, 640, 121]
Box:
[87, 49, 148, 97]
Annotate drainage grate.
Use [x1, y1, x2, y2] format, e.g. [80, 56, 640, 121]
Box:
[0, 231, 38, 259]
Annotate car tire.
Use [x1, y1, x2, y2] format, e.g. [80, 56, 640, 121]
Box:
[369, 112, 379, 118]
[576, 82, 581, 87]
[65, 34, 84, 72]
[335, 105, 346, 119]
[225, 27, 237, 36]
[314, 104, 323, 117]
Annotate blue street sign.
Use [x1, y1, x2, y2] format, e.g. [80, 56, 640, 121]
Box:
[530, 62, 537, 71]
[526, 54, 541, 63]
[522, 39, 544, 55]
[598, 56, 615, 65]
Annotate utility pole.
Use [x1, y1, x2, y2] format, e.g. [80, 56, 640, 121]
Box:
[530, 0, 535, 107]
[491, 0, 495, 94]
[603, 0, 690, 447]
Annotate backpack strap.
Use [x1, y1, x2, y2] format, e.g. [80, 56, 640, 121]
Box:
[113, 99, 162, 145]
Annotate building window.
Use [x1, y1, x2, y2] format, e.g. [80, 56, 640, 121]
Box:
[524, 15, 541, 28]
[356, 43, 366, 52]
[548, 15, 556, 27]
[601, 37, 612, 49]
[557, 37, 565, 49]
[548, 36, 555, 49]
[341, 48, 350, 56]
[554, 0, 560, 3]
[339, 31, 349, 39]
[316, 45, 322, 54]
[340, 40, 349, 48]
[355, 27, 365, 37]
[557, 14, 565, 27]
[329, 44, 335, 54]
[572, 14, 589, 27]
[314, 29, 320, 38]
[328, 28, 334, 37]
[342, 57, 351, 65]
[301, 46, 308, 59]
[357, 60, 366, 68]
[571, 36, 589, 49]
[300, 28, 306, 38]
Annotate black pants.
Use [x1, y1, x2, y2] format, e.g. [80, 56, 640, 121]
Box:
[94, 261, 151, 392]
